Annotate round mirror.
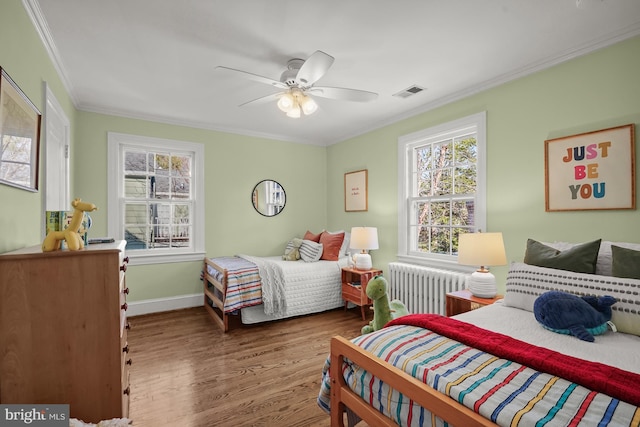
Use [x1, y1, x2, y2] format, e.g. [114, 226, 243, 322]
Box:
[252, 180, 286, 217]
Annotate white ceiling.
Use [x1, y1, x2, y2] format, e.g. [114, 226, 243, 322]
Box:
[26, 0, 640, 146]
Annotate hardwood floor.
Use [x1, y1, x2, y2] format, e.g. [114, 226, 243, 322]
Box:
[128, 307, 368, 426]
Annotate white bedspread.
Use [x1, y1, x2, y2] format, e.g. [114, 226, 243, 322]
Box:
[454, 300, 640, 374]
[239, 256, 349, 324]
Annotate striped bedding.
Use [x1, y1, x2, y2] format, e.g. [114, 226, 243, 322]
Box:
[318, 315, 640, 426]
[206, 256, 262, 312]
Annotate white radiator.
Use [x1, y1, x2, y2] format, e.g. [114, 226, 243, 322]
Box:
[388, 262, 469, 315]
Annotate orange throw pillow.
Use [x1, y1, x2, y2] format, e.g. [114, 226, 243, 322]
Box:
[303, 230, 322, 243]
[319, 231, 345, 261]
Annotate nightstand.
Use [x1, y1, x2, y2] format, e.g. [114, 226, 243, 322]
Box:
[445, 289, 503, 317]
[341, 267, 383, 320]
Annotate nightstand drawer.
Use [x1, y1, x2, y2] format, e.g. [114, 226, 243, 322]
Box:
[342, 283, 364, 302]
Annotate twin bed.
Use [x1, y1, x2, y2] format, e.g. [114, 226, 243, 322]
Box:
[318, 240, 640, 426]
[202, 230, 351, 331]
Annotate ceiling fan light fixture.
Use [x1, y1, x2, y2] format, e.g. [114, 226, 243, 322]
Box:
[300, 95, 318, 115]
[277, 92, 294, 112]
[286, 104, 301, 118]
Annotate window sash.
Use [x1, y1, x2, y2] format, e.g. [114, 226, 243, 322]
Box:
[398, 112, 486, 268]
[107, 132, 205, 265]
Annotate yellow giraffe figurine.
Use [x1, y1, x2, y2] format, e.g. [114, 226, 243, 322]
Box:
[42, 198, 98, 252]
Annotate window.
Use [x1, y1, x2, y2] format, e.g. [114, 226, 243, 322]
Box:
[398, 112, 486, 268]
[108, 132, 205, 265]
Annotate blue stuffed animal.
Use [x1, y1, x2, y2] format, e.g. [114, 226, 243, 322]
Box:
[533, 290, 616, 342]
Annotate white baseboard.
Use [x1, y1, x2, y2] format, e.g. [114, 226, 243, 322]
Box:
[127, 293, 203, 317]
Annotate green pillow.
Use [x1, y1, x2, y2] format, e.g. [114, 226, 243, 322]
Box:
[612, 245, 640, 279]
[524, 238, 601, 274]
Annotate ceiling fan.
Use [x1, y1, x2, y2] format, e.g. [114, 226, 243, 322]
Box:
[215, 51, 378, 118]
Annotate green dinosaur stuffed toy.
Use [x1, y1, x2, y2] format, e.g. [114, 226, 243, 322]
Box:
[361, 275, 409, 334]
[283, 238, 303, 261]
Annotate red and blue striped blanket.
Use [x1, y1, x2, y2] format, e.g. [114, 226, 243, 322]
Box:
[318, 314, 640, 426]
[206, 256, 262, 312]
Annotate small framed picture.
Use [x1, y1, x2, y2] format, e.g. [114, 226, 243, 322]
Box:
[344, 169, 368, 212]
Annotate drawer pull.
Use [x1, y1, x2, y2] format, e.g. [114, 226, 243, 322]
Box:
[122, 344, 129, 353]
[121, 302, 128, 311]
[120, 264, 127, 272]
[123, 287, 130, 295]
[124, 256, 129, 264]
[123, 386, 130, 395]
[126, 358, 133, 366]
[125, 322, 131, 330]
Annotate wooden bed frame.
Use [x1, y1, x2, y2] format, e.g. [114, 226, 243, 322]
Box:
[202, 257, 230, 332]
[330, 336, 497, 427]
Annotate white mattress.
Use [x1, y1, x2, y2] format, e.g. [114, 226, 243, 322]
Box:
[454, 300, 640, 374]
[241, 256, 349, 324]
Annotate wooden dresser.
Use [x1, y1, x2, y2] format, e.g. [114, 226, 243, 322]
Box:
[0, 240, 130, 423]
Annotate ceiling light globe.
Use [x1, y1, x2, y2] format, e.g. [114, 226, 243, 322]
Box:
[300, 96, 318, 115]
[286, 105, 301, 118]
[277, 93, 294, 112]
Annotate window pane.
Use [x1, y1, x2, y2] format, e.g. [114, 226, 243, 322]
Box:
[124, 176, 148, 198]
[154, 176, 170, 199]
[172, 177, 190, 198]
[433, 141, 452, 168]
[171, 155, 191, 176]
[125, 203, 148, 225]
[125, 226, 148, 249]
[429, 227, 450, 254]
[151, 203, 170, 225]
[431, 201, 450, 225]
[452, 200, 474, 226]
[155, 154, 170, 175]
[454, 135, 477, 164]
[433, 168, 452, 195]
[416, 226, 429, 253]
[124, 151, 146, 173]
[453, 165, 476, 194]
[414, 201, 430, 226]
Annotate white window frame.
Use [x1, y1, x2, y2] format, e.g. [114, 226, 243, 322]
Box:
[107, 132, 205, 265]
[397, 111, 486, 271]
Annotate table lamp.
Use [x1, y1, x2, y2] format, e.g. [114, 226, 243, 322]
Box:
[457, 231, 507, 298]
[349, 227, 379, 270]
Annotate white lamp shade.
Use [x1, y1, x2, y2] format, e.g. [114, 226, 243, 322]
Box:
[457, 232, 506, 267]
[350, 227, 379, 270]
[458, 232, 506, 298]
[349, 227, 379, 251]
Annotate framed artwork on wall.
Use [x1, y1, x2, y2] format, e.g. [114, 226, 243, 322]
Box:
[544, 124, 635, 212]
[0, 67, 42, 192]
[344, 169, 368, 212]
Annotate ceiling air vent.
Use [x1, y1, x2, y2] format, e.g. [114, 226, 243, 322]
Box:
[393, 85, 426, 99]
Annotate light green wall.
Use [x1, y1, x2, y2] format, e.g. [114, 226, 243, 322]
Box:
[74, 112, 327, 300]
[3, 0, 639, 302]
[0, 0, 77, 253]
[327, 36, 640, 292]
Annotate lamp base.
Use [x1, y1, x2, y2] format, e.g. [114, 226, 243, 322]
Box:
[354, 253, 372, 270]
[468, 270, 497, 298]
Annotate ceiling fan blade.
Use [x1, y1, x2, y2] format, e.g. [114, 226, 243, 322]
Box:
[215, 66, 288, 89]
[238, 91, 284, 107]
[308, 86, 378, 103]
[296, 51, 334, 87]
